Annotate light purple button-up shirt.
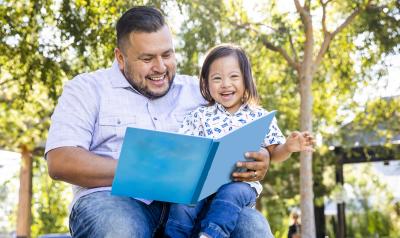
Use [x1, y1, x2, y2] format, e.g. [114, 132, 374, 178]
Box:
[45, 61, 206, 207]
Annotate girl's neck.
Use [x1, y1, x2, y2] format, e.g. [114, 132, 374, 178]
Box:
[219, 102, 246, 114]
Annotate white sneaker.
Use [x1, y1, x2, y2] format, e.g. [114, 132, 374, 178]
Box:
[199, 232, 211, 238]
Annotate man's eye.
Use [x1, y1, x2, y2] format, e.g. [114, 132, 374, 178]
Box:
[162, 53, 171, 58]
[142, 58, 152, 62]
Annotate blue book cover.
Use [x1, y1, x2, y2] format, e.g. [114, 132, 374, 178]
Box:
[112, 110, 276, 204]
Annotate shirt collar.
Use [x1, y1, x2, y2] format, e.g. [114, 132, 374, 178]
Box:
[214, 102, 251, 116]
[109, 60, 132, 88]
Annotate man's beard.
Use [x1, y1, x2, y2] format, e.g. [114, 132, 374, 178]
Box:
[123, 65, 175, 99]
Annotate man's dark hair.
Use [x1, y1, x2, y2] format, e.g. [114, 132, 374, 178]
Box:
[116, 6, 166, 50]
[200, 44, 259, 106]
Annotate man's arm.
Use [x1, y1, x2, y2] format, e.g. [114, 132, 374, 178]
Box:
[47, 147, 117, 188]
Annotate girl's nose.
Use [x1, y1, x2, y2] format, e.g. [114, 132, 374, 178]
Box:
[221, 78, 231, 88]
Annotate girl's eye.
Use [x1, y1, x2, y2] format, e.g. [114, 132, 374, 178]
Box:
[211, 77, 222, 81]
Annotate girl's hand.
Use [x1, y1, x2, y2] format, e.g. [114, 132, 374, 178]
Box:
[286, 131, 315, 153]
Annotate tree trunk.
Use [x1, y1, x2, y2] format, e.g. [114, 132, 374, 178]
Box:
[16, 145, 32, 238]
[299, 69, 316, 237]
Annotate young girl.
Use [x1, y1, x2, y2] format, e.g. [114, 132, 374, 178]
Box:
[165, 44, 314, 238]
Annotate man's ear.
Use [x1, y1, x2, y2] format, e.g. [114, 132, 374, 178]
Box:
[114, 48, 125, 71]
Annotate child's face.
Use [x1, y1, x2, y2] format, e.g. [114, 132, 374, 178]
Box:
[208, 55, 245, 114]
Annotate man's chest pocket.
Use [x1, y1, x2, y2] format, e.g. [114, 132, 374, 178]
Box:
[98, 116, 137, 152]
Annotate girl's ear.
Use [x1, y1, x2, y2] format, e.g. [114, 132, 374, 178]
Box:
[242, 91, 248, 103]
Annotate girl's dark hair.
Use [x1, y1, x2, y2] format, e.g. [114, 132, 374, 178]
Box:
[200, 44, 259, 106]
[116, 6, 165, 50]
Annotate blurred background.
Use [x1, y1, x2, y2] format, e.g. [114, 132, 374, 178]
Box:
[0, 0, 399, 237]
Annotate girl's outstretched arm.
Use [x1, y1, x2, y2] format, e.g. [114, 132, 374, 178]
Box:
[267, 131, 315, 162]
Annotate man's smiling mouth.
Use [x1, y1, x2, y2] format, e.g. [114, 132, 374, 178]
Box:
[147, 74, 166, 81]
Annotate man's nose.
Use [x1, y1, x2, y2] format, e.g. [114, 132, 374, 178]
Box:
[152, 57, 167, 72]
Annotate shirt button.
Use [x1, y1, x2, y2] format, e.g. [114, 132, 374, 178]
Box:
[153, 117, 157, 121]
[117, 119, 121, 124]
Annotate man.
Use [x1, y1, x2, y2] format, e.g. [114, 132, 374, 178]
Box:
[46, 6, 273, 238]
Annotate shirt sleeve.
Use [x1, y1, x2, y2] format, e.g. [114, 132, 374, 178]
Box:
[263, 117, 286, 147]
[246, 181, 263, 197]
[45, 75, 99, 155]
[178, 109, 205, 137]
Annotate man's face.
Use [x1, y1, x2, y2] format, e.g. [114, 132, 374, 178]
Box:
[115, 25, 177, 99]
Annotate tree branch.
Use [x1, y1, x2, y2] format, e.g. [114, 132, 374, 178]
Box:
[319, 0, 328, 34]
[304, 0, 311, 12]
[261, 36, 299, 71]
[228, 19, 300, 71]
[295, 0, 314, 75]
[228, 20, 279, 33]
[294, 0, 308, 26]
[313, 33, 333, 73]
[288, 31, 299, 62]
[313, 0, 372, 71]
[332, 0, 372, 38]
[331, 9, 360, 37]
[0, 78, 16, 87]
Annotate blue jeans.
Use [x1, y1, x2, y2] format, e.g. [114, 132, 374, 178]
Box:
[165, 182, 259, 238]
[69, 190, 274, 238]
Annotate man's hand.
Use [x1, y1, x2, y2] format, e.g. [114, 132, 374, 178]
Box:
[232, 148, 270, 182]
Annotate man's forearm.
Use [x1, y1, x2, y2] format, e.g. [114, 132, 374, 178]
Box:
[46, 147, 117, 188]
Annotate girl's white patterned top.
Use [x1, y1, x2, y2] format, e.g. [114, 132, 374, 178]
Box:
[179, 103, 286, 196]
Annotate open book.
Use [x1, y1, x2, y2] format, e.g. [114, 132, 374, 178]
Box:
[112, 110, 276, 204]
